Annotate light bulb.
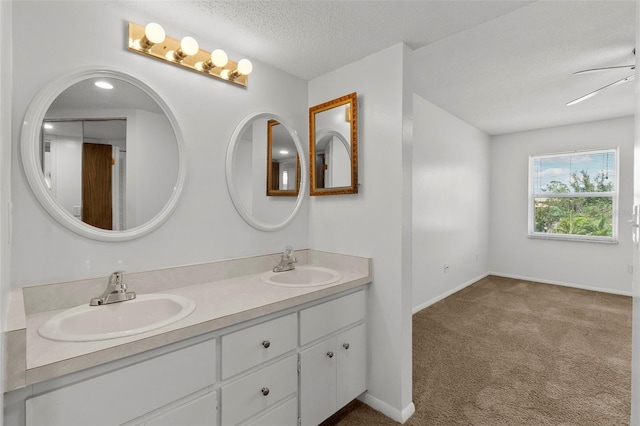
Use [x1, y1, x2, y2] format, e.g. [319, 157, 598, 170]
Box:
[211, 49, 228, 68]
[237, 59, 253, 76]
[180, 36, 199, 56]
[220, 69, 231, 80]
[144, 23, 165, 44]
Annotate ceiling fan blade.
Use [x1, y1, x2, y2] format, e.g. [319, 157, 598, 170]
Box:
[567, 74, 635, 106]
[574, 64, 635, 75]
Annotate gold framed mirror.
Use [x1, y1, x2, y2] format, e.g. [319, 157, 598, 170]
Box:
[267, 119, 300, 196]
[309, 92, 358, 196]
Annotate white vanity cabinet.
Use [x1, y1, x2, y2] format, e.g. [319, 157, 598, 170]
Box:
[299, 290, 367, 426]
[25, 339, 217, 426]
[13, 287, 368, 426]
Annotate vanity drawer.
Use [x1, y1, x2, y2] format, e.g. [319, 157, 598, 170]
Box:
[245, 396, 297, 426]
[221, 313, 297, 379]
[26, 339, 216, 426]
[221, 355, 297, 426]
[300, 290, 365, 345]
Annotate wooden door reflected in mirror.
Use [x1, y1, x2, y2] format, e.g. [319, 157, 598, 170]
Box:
[267, 119, 300, 197]
[309, 92, 358, 196]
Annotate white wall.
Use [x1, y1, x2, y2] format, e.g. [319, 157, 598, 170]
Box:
[308, 43, 415, 423]
[412, 95, 490, 312]
[630, 5, 640, 423]
[490, 117, 634, 295]
[1, 0, 12, 416]
[11, 1, 309, 286]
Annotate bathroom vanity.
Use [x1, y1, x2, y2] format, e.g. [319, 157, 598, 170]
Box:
[4, 250, 371, 426]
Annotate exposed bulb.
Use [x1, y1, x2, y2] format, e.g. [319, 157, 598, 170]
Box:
[237, 59, 253, 76]
[211, 49, 228, 68]
[180, 36, 199, 56]
[144, 23, 165, 44]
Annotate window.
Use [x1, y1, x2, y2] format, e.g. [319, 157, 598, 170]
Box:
[529, 149, 618, 242]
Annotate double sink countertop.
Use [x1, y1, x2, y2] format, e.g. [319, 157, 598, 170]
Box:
[4, 250, 372, 392]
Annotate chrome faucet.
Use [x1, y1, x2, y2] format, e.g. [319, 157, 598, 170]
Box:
[273, 246, 297, 272]
[90, 271, 136, 306]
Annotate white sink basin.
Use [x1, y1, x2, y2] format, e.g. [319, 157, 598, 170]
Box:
[260, 265, 342, 287]
[38, 294, 196, 342]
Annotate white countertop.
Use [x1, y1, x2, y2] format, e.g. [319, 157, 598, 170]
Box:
[6, 251, 371, 391]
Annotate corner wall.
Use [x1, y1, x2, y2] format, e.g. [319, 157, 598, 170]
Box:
[412, 95, 490, 312]
[11, 1, 309, 286]
[308, 43, 414, 422]
[490, 117, 634, 295]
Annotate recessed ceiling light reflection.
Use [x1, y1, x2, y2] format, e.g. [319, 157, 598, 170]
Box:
[94, 81, 114, 90]
[279, 150, 289, 155]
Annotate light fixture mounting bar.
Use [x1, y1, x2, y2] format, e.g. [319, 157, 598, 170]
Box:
[127, 22, 249, 88]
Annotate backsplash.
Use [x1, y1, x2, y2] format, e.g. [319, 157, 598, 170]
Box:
[21, 250, 309, 315]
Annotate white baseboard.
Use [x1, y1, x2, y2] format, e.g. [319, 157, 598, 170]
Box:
[412, 272, 489, 314]
[358, 393, 415, 424]
[488, 271, 632, 297]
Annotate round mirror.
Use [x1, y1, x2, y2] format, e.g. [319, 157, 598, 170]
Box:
[21, 68, 186, 241]
[226, 113, 307, 231]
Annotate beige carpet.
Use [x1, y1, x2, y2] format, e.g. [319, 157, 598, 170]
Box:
[322, 275, 632, 425]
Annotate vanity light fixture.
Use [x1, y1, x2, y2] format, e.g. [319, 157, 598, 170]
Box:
[128, 22, 252, 87]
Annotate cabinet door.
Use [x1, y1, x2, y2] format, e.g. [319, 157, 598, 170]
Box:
[336, 323, 367, 409]
[299, 337, 337, 426]
[144, 390, 217, 426]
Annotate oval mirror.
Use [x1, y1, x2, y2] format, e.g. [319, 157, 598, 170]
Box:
[226, 113, 307, 231]
[21, 68, 186, 242]
[309, 92, 358, 196]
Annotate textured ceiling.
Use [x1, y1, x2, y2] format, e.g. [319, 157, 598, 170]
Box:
[122, 0, 636, 135]
[412, 1, 637, 135]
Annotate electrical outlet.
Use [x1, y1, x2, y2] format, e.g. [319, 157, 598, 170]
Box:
[628, 264, 633, 274]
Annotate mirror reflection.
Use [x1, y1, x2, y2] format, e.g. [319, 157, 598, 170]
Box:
[267, 119, 300, 196]
[41, 77, 179, 231]
[309, 92, 358, 196]
[227, 113, 306, 231]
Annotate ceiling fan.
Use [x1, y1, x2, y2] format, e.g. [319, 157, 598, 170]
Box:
[567, 48, 636, 106]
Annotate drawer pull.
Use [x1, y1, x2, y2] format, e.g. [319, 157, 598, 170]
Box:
[327, 351, 334, 358]
[261, 340, 271, 349]
[261, 387, 270, 396]
[343, 343, 350, 350]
